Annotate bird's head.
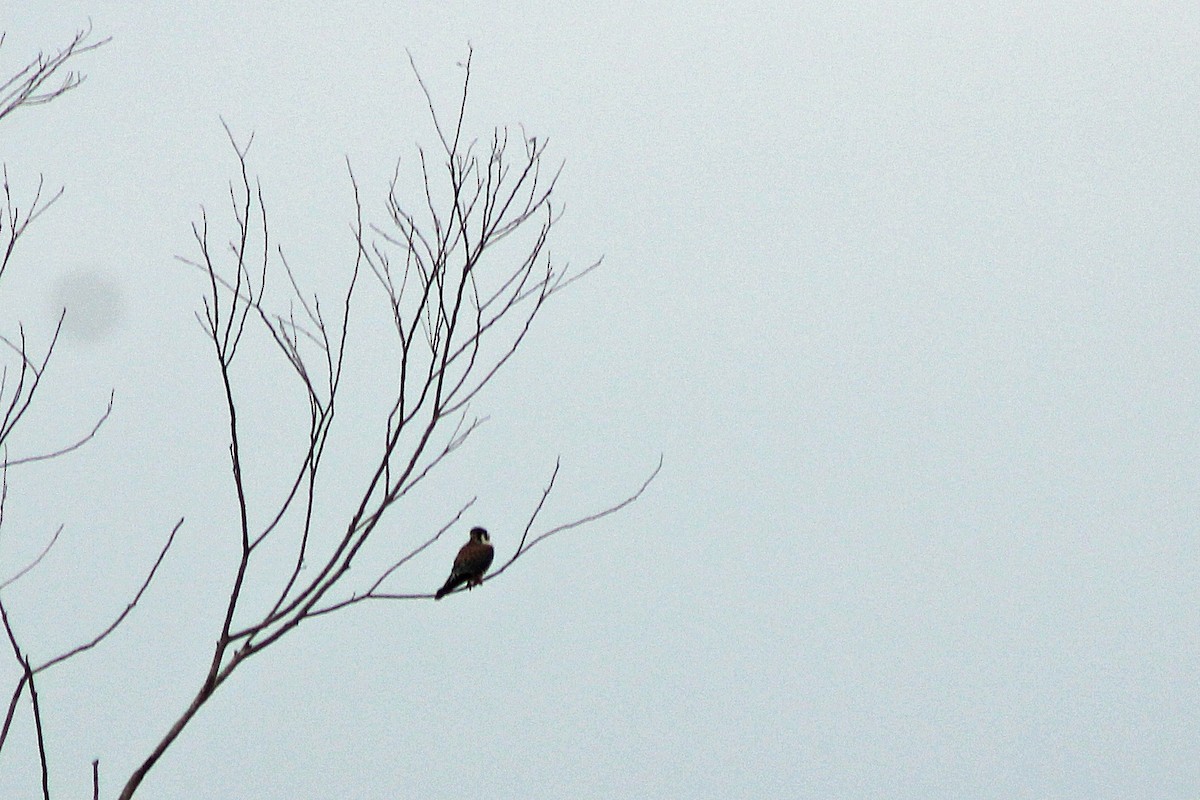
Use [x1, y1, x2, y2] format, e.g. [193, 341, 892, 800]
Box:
[469, 526, 490, 544]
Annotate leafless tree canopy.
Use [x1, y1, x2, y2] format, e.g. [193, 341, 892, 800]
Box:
[0, 33, 659, 800]
[0, 23, 174, 800]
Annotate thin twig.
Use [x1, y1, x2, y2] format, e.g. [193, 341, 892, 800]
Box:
[487, 454, 664, 582]
[4, 391, 113, 467]
[36, 518, 183, 672]
[0, 524, 63, 591]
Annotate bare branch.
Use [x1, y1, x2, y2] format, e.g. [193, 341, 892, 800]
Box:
[0, 22, 109, 122]
[0, 524, 63, 591]
[35, 518, 184, 672]
[0, 671, 26, 761]
[0, 598, 28, 753]
[0, 594, 52, 798]
[302, 498, 475, 619]
[506, 455, 663, 563]
[3, 391, 113, 467]
[438, 455, 664, 597]
[0, 314, 64, 456]
[27, 657, 49, 800]
[2, 168, 66, 285]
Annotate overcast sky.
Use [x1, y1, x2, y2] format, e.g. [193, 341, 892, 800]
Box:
[1, 3, 1197, 798]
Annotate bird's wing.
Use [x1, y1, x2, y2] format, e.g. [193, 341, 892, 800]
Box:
[452, 541, 494, 577]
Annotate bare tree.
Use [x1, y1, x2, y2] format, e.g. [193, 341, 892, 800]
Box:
[113, 49, 659, 799]
[0, 26, 180, 800]
[0, 29, 657, 798]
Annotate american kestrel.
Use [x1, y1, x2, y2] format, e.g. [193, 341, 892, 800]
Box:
[434, 527, 494, 600]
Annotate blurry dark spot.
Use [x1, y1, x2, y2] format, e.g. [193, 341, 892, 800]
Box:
[49, 270, 125, 342]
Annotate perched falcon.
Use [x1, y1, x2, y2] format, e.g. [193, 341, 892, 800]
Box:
[434, 527, 494, 600]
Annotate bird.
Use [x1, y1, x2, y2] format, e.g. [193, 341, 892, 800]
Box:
[435, 526, 494, 600]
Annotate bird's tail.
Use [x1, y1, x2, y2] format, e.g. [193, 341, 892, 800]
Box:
[435, 575, 463, 600]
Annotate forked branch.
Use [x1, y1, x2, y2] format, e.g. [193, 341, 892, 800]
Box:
[0, 22, 109, 122]
[0, 519, 182, 759]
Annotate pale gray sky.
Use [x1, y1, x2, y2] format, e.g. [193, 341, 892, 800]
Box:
[1, 3, 1197, 798]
